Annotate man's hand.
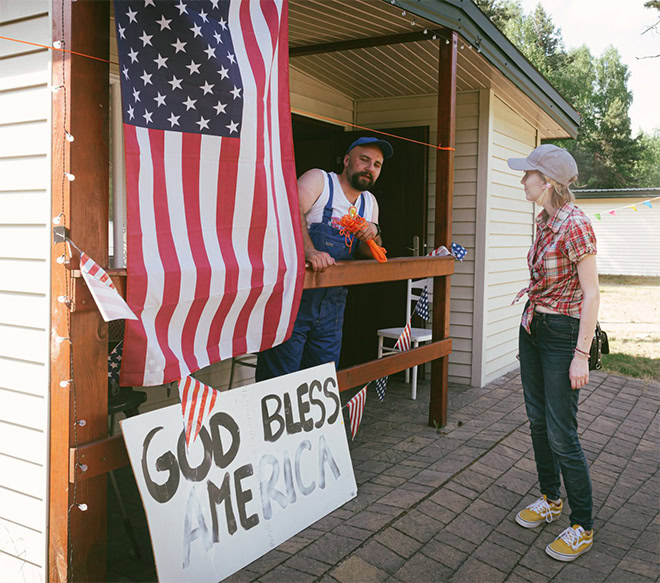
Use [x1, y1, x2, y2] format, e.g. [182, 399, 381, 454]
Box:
[569, 354, 589, 389]
[355, 221, 378, 242]
[305, 248, 335, 272]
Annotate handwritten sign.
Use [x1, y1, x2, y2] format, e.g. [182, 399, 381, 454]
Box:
[120, 363, 357, 581]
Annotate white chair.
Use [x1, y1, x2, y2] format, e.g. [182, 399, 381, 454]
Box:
[376, 278, 433, 400]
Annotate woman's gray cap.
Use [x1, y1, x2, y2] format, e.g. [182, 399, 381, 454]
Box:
[507, 144, 578, 186]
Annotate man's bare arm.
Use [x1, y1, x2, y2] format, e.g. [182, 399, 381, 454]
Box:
[298, 169, 335, 272]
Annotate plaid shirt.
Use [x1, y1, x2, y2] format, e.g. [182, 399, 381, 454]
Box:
[514, 202, 597, 332]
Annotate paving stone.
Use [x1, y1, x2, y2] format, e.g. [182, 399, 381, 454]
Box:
[453, 468, 494, 493]
[495, 467, 537, 496]
[376, 488, 429, 509]
[355, 541, 406, 575]
[331, 524, 373, 542]
[604, 567, 656, 582]
[346, 510, 395, 532]
[472, 539, 521, 572]
[433, 527, 478, 555]
[478, 484, 525, 511]
[576, 547, 621, 575]
[300, 533, 361, 565]
[449, 557, 506, 583]
[444, 480, 480, 500]
[392, 509, 444, 543]
[429, 487, 472, 513]
[258, 566, 317, 583]
[552, 562, 607, 582]
[465, 498, 510, 526]
[485, 529, 528, 555]
[374, 527, 423, 559]
[415, 499, 456, 526]
[420, 538, 469, 570]
[392, 552, 453, 583]
[609, 507, 654, 530]
[407, 469, 453, 488]
[244, 549, 289, 576]
[330, 556, 389, 583]
[511, 564, 551, 583]
[284, 554, 331, 576]
[519, 545, 567, 579]
[617, 556, 660, 579]
[445, 513, 494, 545]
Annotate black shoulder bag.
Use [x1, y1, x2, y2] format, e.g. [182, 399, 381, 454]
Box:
[589, 323, 610, 371]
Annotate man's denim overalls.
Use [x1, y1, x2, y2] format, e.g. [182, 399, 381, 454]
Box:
[256, 173, 365, 381]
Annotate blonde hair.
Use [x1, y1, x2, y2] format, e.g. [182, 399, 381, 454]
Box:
[538, 174, 576, 209]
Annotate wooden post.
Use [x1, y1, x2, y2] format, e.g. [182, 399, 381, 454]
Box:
[429, 30, 457, 428]
[49, 1, 110, 581]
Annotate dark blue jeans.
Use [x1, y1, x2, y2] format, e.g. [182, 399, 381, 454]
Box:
[519, 311, 593, 531]
[255, 286, 348, 381]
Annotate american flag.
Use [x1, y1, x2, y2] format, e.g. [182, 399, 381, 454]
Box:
[394, 321, 411, 352]
[114, 0, 304, 386]
[375, 376, 387, 401]
[178, 375, 218, 446]
[451, 242, 467, 261]
[415, 286, 430, 321]
[108, 341, 123, 386]
[80, 251, 138, 322]
[347, 385, 367, 440]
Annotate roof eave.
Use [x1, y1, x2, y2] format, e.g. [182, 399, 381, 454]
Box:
[393, 0, 581, 139]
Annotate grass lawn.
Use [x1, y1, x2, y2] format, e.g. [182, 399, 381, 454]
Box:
[598, 275, 660, 381]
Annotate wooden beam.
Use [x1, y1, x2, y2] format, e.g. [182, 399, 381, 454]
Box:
[49, 1, 110, 581]
[430, 30, 457, 429]
[69, 339, 452, 481]
[290, 30, 442, 58]
[69, 256, 455, 311]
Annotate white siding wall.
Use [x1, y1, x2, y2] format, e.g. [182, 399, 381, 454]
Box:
[0, 1, 51, 581]
[355, 91, 479, 385]
[577, 198, 660, 277]
[481, 95, 538, 384]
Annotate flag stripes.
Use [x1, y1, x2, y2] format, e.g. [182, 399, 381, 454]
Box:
[347, 385, 368, 440]
[394, 321, 412, 352]
[179, 376, 218, 447]
[80, 252, 137, 322]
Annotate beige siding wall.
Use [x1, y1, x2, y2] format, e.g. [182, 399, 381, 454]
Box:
[0, 1, 51, 580]
[481, 95, 538, 384]
[355, 91, 479, 385]
[577, 198, 660, 277]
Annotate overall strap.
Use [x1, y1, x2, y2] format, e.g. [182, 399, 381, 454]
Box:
[321, 172, 334, 225]
[356, 192, 366, 218]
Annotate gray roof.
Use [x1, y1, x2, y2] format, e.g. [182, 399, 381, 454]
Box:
[574, 188, 660, 199]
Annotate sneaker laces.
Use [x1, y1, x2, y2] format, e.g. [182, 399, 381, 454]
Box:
[527, 497, 554, 522]
[557, 526, 585, 550]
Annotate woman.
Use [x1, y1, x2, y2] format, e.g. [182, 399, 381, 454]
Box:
[508, 144, 599, 562]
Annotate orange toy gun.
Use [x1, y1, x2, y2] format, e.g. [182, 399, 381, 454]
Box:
[336, 207, 388, 263]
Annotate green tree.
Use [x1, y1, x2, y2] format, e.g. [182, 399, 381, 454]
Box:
[473, 0, 522, 31]
[636, 131, 660, 186]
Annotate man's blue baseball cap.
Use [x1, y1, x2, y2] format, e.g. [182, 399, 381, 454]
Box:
[346, 136, 394, 159]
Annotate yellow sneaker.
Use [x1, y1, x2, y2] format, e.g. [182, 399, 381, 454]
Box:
[546, 525, 593, 561]
[515, 495, 562, 528]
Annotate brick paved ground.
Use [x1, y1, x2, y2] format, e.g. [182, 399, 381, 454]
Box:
[108, 370, 659, 582]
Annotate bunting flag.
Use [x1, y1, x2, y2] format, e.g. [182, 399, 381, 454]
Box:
[178, 375, 218, 447]
[375, 376, 388, 402]
[108, 341, 123, 386]
[394, 321, 412, 352]
[347, 385, 367, 440]
[609, 210, 616, 216]
[594, 213, 601, 221]
[643, 201, 653, 209]
[587, 196, 659, 220]
[115, 0, 304, 386]
[451, 242, 467, 261]
[427, 245, 450, 257]
[415, 286, 430, 321]
[80, 251, 138, 322]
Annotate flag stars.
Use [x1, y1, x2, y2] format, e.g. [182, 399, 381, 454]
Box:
[154, 53, 168, 69]
[171, 38, 187, 53]
[156, 15, 171, 31]
[140, 70, 153, 86]
[226, 120, 239, 134]
[217, 65, 229, 80]
[204, 44, 216, 60]
[213, 30, 223, 45]
[126, 8, 138, 23]
[127, 105, 135, 120]
[218, 17, 227, 31]
[201, 81, 215, 95]
[210, 0, 220, 8]
[167, 112, 180, 127]
[128, 48, 139, 63]
[117, 25, 126, 39]
[190, 23, 203, 38]
[230, 86, 242, 100]
[143, 109, 153, 124]
[213, 100, 227, 115]
[175, 0, 188, 15]
[168, 75, 183, 90]
[132, 87, 141, 102]
[196, 116, 210, 130]
[122, 66, 130, 80]
[138, 31, 153, 47]
[154, 92, 167, 107]
[183, 96, 197, 110]
[144, 0, 155, 6]
[199, 9, 209, 23]
[227, 52, 236, 64]
[186, 60, 201, 75]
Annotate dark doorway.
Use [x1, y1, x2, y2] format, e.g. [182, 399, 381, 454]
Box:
[290, 117, 429, 368]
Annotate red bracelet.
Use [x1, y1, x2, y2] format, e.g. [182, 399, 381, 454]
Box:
[574, 347, 590, 358]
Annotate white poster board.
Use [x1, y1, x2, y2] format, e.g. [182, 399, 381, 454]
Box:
[120, 363, 357, 582]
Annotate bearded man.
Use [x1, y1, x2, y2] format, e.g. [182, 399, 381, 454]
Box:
[255, 137, 393, 381]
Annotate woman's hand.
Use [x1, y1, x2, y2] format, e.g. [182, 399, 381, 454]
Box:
[569, 354, 589, 389]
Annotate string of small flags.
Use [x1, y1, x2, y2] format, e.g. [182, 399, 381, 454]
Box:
[591, 196, 659, 221]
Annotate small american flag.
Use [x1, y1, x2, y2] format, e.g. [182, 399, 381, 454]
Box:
[108, 341, 123, 386]
[375, 376, 388, 401]
[80, 252, 138, 322]
[347, 385, 367, 440]
[415, 286, 430, 321]
[451, 242, 467, 261]
[178, 375, 218, 447]
[115, 0, 303, 386]
[394, 321, 411, 352]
